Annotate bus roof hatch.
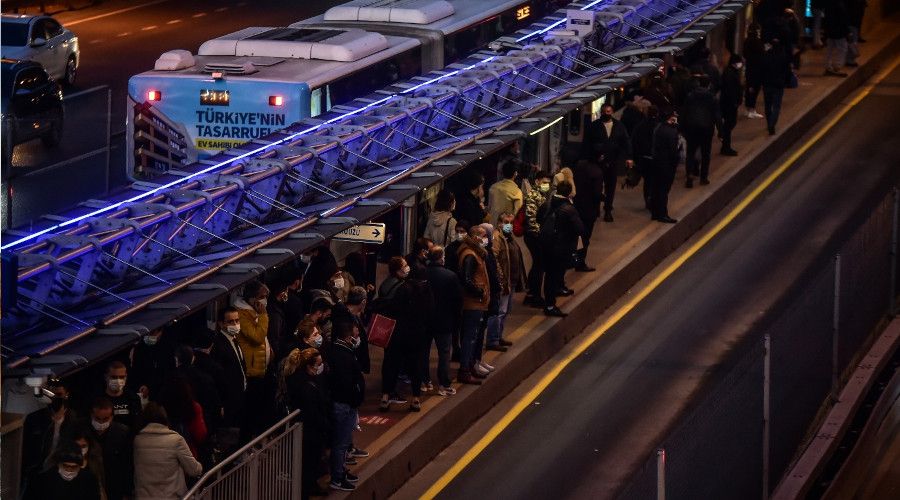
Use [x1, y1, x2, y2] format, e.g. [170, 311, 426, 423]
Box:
[198, 27, 390, 62]
[324, 0, 455, 24]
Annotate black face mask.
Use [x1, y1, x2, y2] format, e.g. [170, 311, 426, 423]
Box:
[600, 114, 613, 122]
[49, 396, 67, 412]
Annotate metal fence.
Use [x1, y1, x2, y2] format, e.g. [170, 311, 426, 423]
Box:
[618, 189, 899, 500]
[184, 411, 302, 500]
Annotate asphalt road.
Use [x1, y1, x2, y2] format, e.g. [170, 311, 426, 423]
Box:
[435, 64, 900, 499]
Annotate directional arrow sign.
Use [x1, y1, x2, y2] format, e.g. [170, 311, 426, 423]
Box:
[333, 223, 386, 244]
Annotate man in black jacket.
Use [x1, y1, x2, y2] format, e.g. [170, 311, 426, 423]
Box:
[425, 246, 464, 394]
[89, 397, 133, 500]
[648, 111, 682, 224]
[210, 307, 247, 429]
[681, 75, 720, 187]
[760, 38, 793, 135]
[453, 172, 487, 227]
[719, 54, 744, 156]
[589, 104, 633, 222]
[540, 180, 584, 317]
[173, 344, 222, 435]
[328, 321, 365, 492]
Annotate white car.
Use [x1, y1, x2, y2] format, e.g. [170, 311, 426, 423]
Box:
[1, 14, 79, 86]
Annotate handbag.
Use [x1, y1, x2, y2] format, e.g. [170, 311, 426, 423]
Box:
[512, 205, 526, 236]
[367, 314, 396, 348]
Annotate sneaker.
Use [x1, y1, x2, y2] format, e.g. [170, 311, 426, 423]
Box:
[479, 361, 495, 372]
[388, 394, 407, 404]
[747, 110, 764, 119]
[544, 306, 567, 317]
[330, 479, 355, 491]
[420, 382, 434, 392]
[498, 338, 513, 347]
[345, 471, 359, 483]
[474, 364, 490, 376]
[485, 344, 508, 352]
[349, 447, 369, 458]
[438, 386, 457, 396]
[345, 456, 358, 465]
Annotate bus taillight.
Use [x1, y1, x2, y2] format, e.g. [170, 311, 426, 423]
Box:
[147, 90, 162, 102]
[268, 95, 284, 107]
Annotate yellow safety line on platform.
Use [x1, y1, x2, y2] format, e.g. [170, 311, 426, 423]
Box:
[423, 55, 900, 499]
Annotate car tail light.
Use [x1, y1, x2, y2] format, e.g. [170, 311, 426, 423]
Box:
[147, 90, 162, 102]
[268, 95, 284, 107]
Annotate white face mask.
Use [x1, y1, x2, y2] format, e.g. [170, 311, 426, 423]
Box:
[350, 336, 361, 349]
[734, 62, 744, 69]
[300, 254, 311, 264]
[107, 378, 125, 393]
[482, 237, 490, 248]
[257, 298, 268, 309]
[314, 364, 324, 375]
[456, 232, 466, 241]
[80, 446, 89, 457]
[225, 324, 240, 336]
[143, 335, 159, 346]
[332, 277, 345, 290]
[91, 418, 110, 432]
[58, 465, 78, 481]
[311, 334, 323, 348]
[539, 182, 551, 193]
[399, 266, 410, 278]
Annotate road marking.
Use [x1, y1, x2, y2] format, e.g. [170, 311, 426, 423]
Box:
[116, 32, 131, 38]
[89, 39, 102, 44]
[64, 85, 108, 100]
[192, 12, 207, 18]
[214, 7, 229, 12]
[421, 55, 900, 499]
[166, 19, 181, 25]
[141, 25, 158, 31]
[65, 0, 174, 26]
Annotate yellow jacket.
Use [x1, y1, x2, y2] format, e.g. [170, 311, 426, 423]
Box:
[234, 299, 269, 379]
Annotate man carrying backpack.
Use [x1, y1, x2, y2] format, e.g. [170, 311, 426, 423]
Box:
[539, 180, 584, 317]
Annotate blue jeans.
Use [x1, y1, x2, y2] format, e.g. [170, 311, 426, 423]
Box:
[460, 309, 485, 370]
[486, 294, 512, 346]
[330, 402, 357, 483]
[762, 86, 784, 132]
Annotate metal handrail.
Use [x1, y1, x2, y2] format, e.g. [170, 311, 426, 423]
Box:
[183, 410, 301, 499]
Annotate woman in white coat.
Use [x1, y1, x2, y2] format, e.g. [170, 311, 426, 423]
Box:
[133, 403, 203, 500]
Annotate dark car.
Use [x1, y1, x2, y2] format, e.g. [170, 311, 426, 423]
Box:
[2, 58, 64, 169]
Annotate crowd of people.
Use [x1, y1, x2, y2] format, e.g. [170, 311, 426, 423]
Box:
[18, 4, 869, 497]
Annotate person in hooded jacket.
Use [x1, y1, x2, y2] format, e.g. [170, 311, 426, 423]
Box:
[423, 190, 458, 247]
[24, 444, 101, 500]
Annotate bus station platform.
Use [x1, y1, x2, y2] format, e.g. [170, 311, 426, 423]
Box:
[327, 15, 900, 500]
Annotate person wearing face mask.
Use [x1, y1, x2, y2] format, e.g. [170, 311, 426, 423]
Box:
[443, 220, 471, 275]
[423, 246, 463, 395]
[588, 103, 634, 223]
[486, 214, 525, 352]
[22, 379, 79, 486]
[232, 280, 273, 437]
[522, 171, 553, 306]
[719, 55, 745, 157]
[423, 189, 459, 247]
[129, 328, 175, 406]
[88, 398, 133, 500]
[404, 237, 433, 280]
[284, 348, 332, 498]
[631, 105, 661, 212]
[209, 307, 247, 430]
[68, 428, 107, 500]
[457, 225, 490, 384]
[327, 269, 355, 304]
[99, 361, 142, 430]
[327, 323, 365, 492]
[648, 110, 682, 224]
[539, 180, 584, 317]
[23, 445, 101, 500]
[681, 75, 721, 187]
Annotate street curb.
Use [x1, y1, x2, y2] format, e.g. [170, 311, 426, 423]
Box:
[345, 27, 900, 500]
